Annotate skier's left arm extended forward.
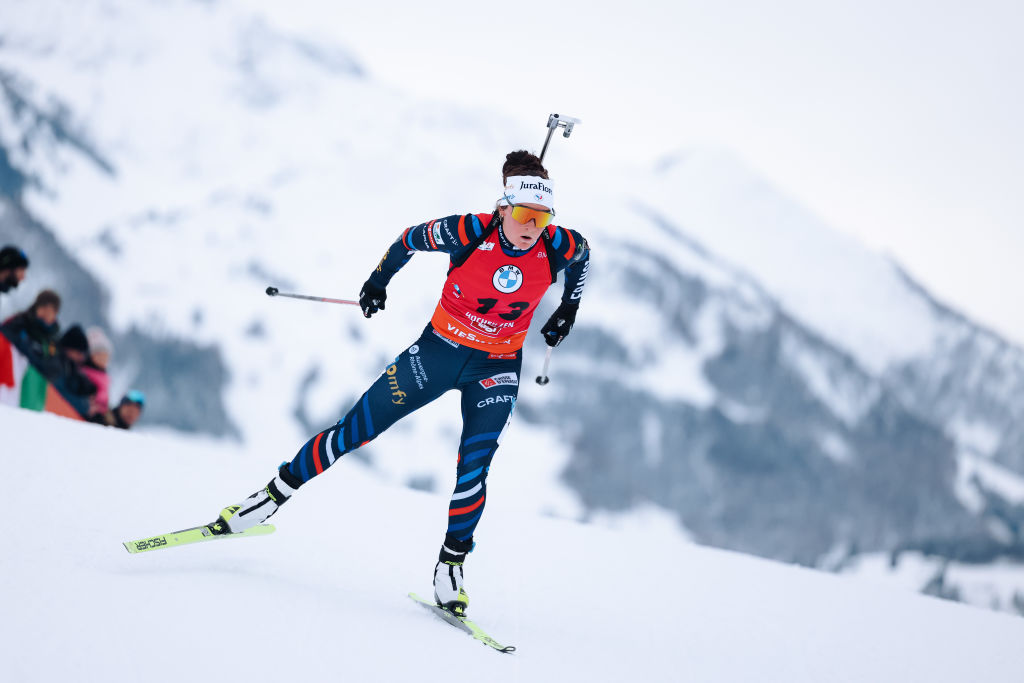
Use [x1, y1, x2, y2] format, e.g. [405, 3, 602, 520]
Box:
[358, 215, 485, 318]
[541, 227, 590, 347]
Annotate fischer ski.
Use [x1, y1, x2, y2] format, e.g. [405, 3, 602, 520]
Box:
[408, 592, 516, 654]
[123, 523, 275, 554]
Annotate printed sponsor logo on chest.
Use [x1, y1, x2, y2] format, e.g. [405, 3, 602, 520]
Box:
[479, 372, 519, 389]
[493, 265, 523, 293]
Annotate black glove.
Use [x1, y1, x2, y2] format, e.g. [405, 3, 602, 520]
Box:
[540, 301, 578, 347]
[359, 280, 387, 318]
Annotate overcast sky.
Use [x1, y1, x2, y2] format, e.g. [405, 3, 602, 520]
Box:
[242, 0, 1024, 344]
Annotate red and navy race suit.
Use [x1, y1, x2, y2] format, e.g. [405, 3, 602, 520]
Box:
[284, 212, 589, 542]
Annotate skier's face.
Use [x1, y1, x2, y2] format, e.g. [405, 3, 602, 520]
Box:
[500, 203, 549, 249]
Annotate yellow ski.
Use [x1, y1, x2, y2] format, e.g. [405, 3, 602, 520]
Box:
[408, 592, 516, 654]
[123, 523, 275, 553]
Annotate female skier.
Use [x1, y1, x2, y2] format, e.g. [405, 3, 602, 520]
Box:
[213, 150, 590, 615]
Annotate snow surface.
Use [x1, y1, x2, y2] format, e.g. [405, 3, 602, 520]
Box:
[3, 405, 1024, 683]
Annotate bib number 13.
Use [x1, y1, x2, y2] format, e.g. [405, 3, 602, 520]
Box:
[476, 298, 529, 321]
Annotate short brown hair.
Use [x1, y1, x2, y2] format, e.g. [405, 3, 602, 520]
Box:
[502, 150, 548, 184]
[30, 289, 61, 313]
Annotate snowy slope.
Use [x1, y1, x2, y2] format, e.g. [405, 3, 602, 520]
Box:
[4, 0, 1024, 617]
[3, 405, 1024, 683]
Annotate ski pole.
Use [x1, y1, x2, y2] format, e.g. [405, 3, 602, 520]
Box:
[535, 346, 553, 385]
[536, 113, 581, 387]
[265, 286, 359, 307]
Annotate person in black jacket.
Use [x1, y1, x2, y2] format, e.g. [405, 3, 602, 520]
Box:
[55, 324, 97, 414]
[1, 289, 62, 373]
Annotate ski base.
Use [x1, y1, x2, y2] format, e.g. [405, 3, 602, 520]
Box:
[123, 523, 275, 553]
[408, 592, 516, 653]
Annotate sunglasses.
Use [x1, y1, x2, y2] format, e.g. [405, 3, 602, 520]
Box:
[505, 198, 555, 229]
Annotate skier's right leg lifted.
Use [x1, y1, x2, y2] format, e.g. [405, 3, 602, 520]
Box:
[211, 464, 301, 534]
[211, 335, 448, 534]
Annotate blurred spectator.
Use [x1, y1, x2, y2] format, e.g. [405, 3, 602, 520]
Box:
[1, 289, 62, 412]
[2, 289, 62, 368]
[80, 326, 113, 417]
[91, 390, 145, 430]
[0, 245, 29, 295]
[56, 324, 98, 405]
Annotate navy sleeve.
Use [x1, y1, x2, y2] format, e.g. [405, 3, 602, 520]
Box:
[549, 226, 590, 305]
[366, 214, 483, 287]
[562, 254, 590, 305]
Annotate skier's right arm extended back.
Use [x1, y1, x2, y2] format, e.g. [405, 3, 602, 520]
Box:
[359, 214, 486, 318]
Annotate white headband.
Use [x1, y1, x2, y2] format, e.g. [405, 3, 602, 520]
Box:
[499, 175, 554, 211]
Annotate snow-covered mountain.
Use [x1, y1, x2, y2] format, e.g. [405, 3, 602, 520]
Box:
[5, 406, 1024, 683]
[2, 0, 1023, 615]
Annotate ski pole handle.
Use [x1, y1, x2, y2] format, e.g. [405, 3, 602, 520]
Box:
[266, 286, 359, 307]
[539, 113, 581, 162]
[536, 346, 553, 386]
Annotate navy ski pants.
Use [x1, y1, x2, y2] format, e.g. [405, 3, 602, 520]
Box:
[285, 324, 522, 541]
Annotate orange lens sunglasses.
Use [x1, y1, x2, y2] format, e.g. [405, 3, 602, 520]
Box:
[508, 203, 555, 229]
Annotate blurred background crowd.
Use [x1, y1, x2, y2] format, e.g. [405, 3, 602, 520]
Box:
[1, 244, 144, 428]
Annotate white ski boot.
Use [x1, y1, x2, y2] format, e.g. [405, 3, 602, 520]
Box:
[211, 466, 300, 535]
[433, 535, 474, 616]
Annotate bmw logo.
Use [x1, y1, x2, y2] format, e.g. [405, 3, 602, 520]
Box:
[493, 265, 523, 293]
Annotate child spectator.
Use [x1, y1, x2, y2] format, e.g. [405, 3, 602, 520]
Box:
[56, 324, 97, 407]
[92, 390, 145, 430]
[81, 326, 113, 417]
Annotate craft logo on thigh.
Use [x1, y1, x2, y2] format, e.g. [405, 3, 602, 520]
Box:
[386, 364, 406, 404]
[477, 394, 516, 409]
[479, 372, 519, 389]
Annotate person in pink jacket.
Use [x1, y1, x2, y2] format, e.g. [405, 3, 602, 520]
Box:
[81, 327, 112, 417]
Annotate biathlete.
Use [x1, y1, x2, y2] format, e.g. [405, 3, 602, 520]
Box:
[212, 150, 590, 615]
